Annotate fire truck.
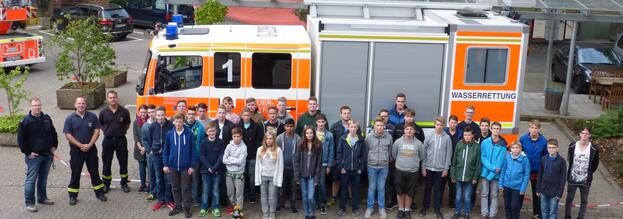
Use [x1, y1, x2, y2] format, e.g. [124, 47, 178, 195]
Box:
[0, 0, 45, 67]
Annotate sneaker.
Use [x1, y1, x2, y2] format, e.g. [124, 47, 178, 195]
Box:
[250, 196, 257, 204]
[168, 207, 183, 216]
[262, 214, 268, 219]
[96, 194, 108, 202]
[121, 185, 130, 193]
[397, 210, 404, 219]
[420, 209, 427, 217]
[38, 199, 55, 205]
[353, 209, 361, 219]
[69, 197, 78, 206]
[212, 208, 222, 217]
[193, 202, 200, 207]
[166, 202, 176, 210]
[146, 195, 156, 201]
[138, 186, 146, 193]
[435, 211, 444, 219]
[226, 206, 234, 215]
[404, 211, 412, 219]
[450, 213, 461, 219]
[464, 214, 470, 219]
[25, 205, 38, 212]
[327, 198, 337, 207]
[269, 213, 276, 219]
[199, 209, 208, 217]
[379, 208, 387, 219]
[291, 207, 299, 213]
[184, 209, 192, 218]
[337, 209, 347, 217]
[153, 201, 166, 211]
[365, 208, 374, 218]
[320, 206, 328, 215]
[481, 215, 487, 219]
[103, 185, 110, 194]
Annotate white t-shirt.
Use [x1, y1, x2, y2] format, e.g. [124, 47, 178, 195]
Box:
[570, 142, 591, 183]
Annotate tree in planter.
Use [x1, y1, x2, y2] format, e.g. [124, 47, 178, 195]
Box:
[194, 0, 228, 25]
[50, 17, 116, 92]
[0, 67, 30, 134]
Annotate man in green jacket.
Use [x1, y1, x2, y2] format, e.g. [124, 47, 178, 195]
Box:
[450, 127, 481, 219]
[295, 96, 328, 136]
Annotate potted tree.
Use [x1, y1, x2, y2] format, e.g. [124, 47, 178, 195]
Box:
[102, 66, 128, 88]
[50, 17, 116, 109]
[194, 0, 228, 25]
[0, 68, 30, 147]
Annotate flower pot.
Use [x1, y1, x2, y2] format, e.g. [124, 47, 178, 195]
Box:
[102, 70, 128, 88]
[56, 82, 106, 109]
[0, 132, 18, 147]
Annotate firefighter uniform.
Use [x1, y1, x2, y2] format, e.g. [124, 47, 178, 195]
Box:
[63, 111, 105, 198]
[99, 106, 131, 189]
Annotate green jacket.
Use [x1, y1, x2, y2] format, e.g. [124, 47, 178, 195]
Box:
[295, 110, 328, 136]
[450, 140, 481, 182]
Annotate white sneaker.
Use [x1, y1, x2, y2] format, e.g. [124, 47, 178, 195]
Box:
[25, 205, 37, 212]
[379, 208, 387, 219]
[262, 214, 268, 219]
[364, 208, 374, 218]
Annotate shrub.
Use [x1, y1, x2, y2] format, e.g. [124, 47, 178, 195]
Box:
[615, 150, 623, 176]
[194, 0, 228, 25]
[0, 67, 30, 116]
[591, 105, 623, 139]
[0, 114, 24, 133]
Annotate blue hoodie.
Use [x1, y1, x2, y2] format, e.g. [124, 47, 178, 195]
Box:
[186, 120, 205, 161]
[480, 136, 507, 180]
[519, 133, 548, 173]
[163, 127, 197, 170]
[388, 105, 407, 126]
[499, 152, 530, 193]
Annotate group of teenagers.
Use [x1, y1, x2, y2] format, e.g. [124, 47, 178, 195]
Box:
[18, 92, 599, 219]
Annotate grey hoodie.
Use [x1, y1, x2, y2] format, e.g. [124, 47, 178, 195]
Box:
[392, 136, 426, 173]
[276, 132, 301, 170]
[423, 131, 453, 172]
[222, 140, 248, 174]
[365, 130, 393, 168]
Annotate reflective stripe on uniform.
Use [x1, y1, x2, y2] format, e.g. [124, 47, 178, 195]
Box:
[68, 188, 80, 193]
[120, 173, 128, 178]
[93, 183, 105, 190]
[101, 175, 113, 180]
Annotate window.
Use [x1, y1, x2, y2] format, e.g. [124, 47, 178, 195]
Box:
[136, 51, 152, 96]
[154, 56, 202, 93]
[465, 48, 508, 84]
[102, 9, 130, 19]
[252, 53, 292, 89]
[214, 52, 241, 88]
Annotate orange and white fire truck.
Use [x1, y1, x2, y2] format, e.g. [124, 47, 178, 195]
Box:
[0, 0, 45, 67]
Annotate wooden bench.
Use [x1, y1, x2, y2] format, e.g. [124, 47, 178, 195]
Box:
[602, 81, 623, 110]
[590, 68, 623, 103]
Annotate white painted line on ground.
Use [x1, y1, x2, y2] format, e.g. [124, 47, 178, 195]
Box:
[133, 30, 144, 34]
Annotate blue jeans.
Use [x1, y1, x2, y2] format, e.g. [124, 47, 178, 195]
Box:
[340, 170, 361, 211]
[245, 159, 256, 199]
[192, 163, 201, 203]
[367, 166, 388, 209]
[314, 166, 328, 207]
[540, 194, 559, 219]
[24, 154, 53, 206]
[147, 155, 157, 196]
[455, 181, 474, 214]
[149, 154, 173, 202]
[202, 174, 221, 210]
[138, 159, 147, 189]
[300, 177, 316, 217]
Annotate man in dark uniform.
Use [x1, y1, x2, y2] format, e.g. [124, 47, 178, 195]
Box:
[99, 90, 131, 193]
[63, 97, 107, 205]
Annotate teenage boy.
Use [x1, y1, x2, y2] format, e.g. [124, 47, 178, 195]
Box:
[519, 120, 548, 218]
[336, 120, 366, 218]
[246, 97, 266, 124]
[329, 106, 361, 207]
[142, 105, 157, 200]
[392, 108, 425, 143]
[163, 114, 197, 218]
[537, 138, 566, 219]
[500, 142, 531, 219]
[420, 117, 452, 219]
[176, 100, 188, 114]
[186, 106, 205, 206]
[19, 97, 58, 212]
[146, 106, 175, 211]
[223, 96, 240, 125]
[315, 113, 334, 215]
[392, 123, 426, 219]
[264, 106, 285, 136]
[457, 105, 481, 140]
[479, 122, 507, 219]
[388, 92, 408, 126]
[196, 103, 212, 128]
[237, 108, 263, 204]
[443, 115, 463, 208]
[199, 122, 225, 217]
[222, 128, 248, 213]
[133, 105, 149, 193]
[364, 117, 393, 219]
[276, 96, 293, 124]
[276, 118, 301, 213]
[296, 96, 328, 136]
[564, 127, 599, 219]
[99, 90, 132, 193]
[450, 127, 481, 219]
[476, 118, 491, 144]
[370, 109, 395, 137]
[214, 106, 235, 145]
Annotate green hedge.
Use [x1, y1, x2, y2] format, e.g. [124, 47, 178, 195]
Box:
[0, 114, 23, 133]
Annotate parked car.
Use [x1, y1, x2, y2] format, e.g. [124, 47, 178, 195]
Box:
[615, 33, 623, 58]
[51, 3, 134, 40]
[124, 0, 194, 28]
[551, 42, 623, 94]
